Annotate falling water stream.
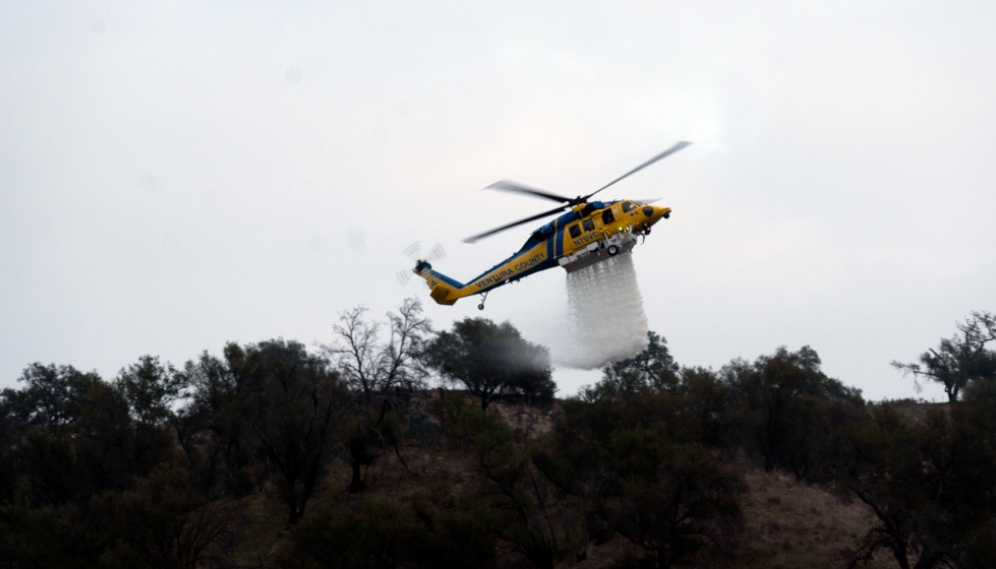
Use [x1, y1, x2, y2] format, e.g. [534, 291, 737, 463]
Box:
[561, 251, 649, 369]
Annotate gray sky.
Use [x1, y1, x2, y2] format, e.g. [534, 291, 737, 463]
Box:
[2, 1, 994, 401]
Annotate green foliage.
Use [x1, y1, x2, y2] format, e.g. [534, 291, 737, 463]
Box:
[4, 363, 102, 435]
[0, 494, 106, 569]
[178, 339, 351, 523]
[112, 357, 190, 483]
[98, 464, 235, 569]
[183, 349, 257, 498]
[434, 396, 583, 568]
[4, 312, 996, 569]
[820, 403, 996, 569]
[238, 339, 347, 525]
[893, 311, 996, 402]
[423, 318, 555, 409]
[282, 494, 495, 569]
[603, 424, 742, 569]
[570, 334, 738, 452]
[538, 388, 744, 569]
[581, 367, 734, 450]
[115, 356, 188, 429]
[723, 345, 864, 476]
[596, 331, 680, 398]
[4, 362, 180, 507]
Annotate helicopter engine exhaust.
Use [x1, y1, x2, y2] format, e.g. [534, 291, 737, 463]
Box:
[561, 251, 649, 369]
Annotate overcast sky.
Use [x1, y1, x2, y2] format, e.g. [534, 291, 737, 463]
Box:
[2, 1, 994, 401]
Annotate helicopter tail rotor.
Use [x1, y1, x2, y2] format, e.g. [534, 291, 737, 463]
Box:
[425, 243, 446, 263]
[398, 242, 446, 286]
[403, 242, 421, 261]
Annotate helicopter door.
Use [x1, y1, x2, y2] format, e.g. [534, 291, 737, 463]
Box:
[581, 219, 595, 233]
[601, 208, 615, 225]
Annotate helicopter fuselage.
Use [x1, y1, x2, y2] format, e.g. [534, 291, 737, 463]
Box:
[417, 200, 671, 306]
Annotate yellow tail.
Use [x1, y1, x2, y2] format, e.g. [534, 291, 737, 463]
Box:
[415, 264, 468, 306]
[429, 280, 460, 305]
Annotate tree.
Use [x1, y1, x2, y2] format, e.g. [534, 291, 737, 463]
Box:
[536, 396, 743, 568]
[893, 311, 996, 402]
[602, 424, 742, 569]
[434, 396, 581, 569]
[326, 298, 431, 406]
[115, 356, 188, 430]
[0, 364, 154, 568]
[423, 318, 555, 410]
[99, 464, 235, 569]
[3, 363, 102, 435]
[115, 356, 190, 478]
[723, 346, 863, 475]
[325, 299, 431, 492]
[183, 348, 258, 498]
[820, 404, 996, 569]
[596, 331, 679, 398]
[1, 364, 104, 506]
[235, 339, 347, 525]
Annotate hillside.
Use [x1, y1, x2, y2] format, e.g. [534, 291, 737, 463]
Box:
[2, 319, 993, 569]
[217, 415, 896, 569]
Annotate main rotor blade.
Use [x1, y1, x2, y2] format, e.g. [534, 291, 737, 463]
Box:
[485, 180, 572, 204]
[585, 141, 691, 200]
[463, 204, 569, 244]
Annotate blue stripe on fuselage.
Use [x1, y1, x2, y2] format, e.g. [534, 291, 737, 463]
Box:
[430, 271, 464, 288]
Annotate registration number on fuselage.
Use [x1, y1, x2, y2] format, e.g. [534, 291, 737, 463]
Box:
[572, 231, 601, 248]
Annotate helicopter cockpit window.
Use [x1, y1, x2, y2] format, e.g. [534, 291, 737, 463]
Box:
[621, 201, 636, 213]
[601, 209, 615, 224]
[582, 219, 595, 232]
[569, 224, 581, 238]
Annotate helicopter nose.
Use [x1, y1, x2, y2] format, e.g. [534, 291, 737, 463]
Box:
[644, 205, 671, 225]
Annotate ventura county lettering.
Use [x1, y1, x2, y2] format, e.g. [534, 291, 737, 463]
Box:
[474, 252, 545, 289]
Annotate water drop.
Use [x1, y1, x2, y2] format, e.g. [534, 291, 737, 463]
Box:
[562, 252, 649, 369]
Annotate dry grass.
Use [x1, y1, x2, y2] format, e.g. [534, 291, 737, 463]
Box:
[719, 467, 894, 569]
[228, 486, 294, 567]
[551, 466, 899, 569]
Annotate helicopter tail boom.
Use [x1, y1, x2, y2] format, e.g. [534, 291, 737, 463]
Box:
[414, 267, 467, 306]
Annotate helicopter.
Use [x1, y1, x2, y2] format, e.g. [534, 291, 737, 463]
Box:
[410, 141, 691, 310]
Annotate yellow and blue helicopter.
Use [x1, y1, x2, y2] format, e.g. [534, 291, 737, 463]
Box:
[411, 141, 690, 309]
